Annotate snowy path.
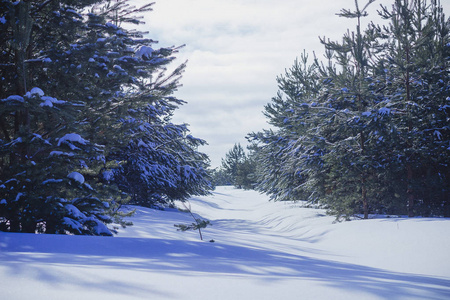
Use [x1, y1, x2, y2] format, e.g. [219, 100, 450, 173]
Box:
[1, 186, 450, 299]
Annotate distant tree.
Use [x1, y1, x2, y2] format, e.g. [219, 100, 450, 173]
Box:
[210, 167, 233, 187]
[221, 143, 246, 188]
[221, 143, 256, 189]
[235, 148, 257, 190]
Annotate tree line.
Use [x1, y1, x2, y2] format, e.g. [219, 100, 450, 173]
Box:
[245, 0, 449, 219]
[217, 0, 449, 220]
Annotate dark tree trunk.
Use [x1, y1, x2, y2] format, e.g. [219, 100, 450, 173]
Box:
[407, 164, 414, 217]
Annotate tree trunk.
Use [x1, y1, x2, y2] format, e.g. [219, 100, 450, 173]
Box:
[362, 182, 368, 219]
[9, 219, 21, 232]
[407, 164, 414, 217]
[405, 45, 414, 218]
[22, 220, 37, 233]
[360, 171, 369, 219]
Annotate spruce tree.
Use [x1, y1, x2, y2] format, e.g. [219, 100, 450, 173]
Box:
[0, 0, 117, 234]
[0, 0, 212, 233]
[82, 1, 213, 207]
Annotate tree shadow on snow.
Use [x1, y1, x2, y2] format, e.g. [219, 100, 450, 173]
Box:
[1, 232, 449, 299]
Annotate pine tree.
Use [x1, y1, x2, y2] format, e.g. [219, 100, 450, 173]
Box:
[248, 52, 325, 202]
[210, 167, 233, 187]
[249, 0, 449, 219]
[313, 0, 388, 219]
[375, 0, 450, 216]
[221, 143, 256, 189]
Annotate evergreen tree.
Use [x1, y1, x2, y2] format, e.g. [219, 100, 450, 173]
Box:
[250, 0, 449, 219]
[248, 52, 324, 202]
[375, 0, 450, 216]
[0, 0, 118, 234]
[0, 0, 212, 233]
[221, 143, 246, 188]
[210, 167, 233, 187]
[313, 0, 387, 219]
[79, 1, 212, 208]
[221, 143, 256, 189]
[235, 154, 257, 190]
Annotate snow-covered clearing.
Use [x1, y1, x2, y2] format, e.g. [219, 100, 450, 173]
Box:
[1, 186, 449, 299]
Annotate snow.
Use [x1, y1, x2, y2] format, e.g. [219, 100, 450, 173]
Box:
[67, 171, 85, 184]
[137, 139, 147, 147]
[434, 130, 443, 140]
[65, 204, 87, 219]
[105, 22, 118, 29]
[135, 45, 154, 59]
[30, 87, 45, 96]
[1, 186, 449, 300]
[378, 107, 391, 115]
[42, 179, 63, 185]
[40, 96, 66, 107]
[113, 64, 125, 72]
[49, 151, 74, 157]
[62, 217, 82, 231]
[102, 170, 114, 181]
[14, 192, 24, 202]
[65, 9, 78, 15]
[2, 95, 24, 103]
[57, 133, 88, 146]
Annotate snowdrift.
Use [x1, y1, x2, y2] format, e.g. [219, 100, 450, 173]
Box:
[1, 186, 449, 299]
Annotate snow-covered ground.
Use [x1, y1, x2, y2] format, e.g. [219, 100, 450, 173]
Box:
[1, 186, 450, 299]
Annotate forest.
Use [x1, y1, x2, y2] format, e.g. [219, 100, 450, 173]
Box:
[0, 0, 449, 236]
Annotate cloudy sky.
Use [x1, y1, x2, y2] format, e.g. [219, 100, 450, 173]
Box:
[136, 0, 448, 168]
